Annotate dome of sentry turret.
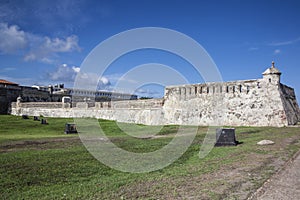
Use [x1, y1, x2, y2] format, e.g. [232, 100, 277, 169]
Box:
[262, 61, 282, 75]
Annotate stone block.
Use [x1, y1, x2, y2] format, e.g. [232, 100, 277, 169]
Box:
[215, 128, 238, 146]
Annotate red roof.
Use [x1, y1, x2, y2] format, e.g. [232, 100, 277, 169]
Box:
[0, 79, 19, 86]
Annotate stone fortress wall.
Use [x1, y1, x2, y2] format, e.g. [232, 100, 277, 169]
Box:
[163, 79, 299, 126]
[11, 63, 300, 127]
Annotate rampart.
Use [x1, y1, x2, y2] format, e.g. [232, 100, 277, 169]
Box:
[10, 64, 300, 127]
[11, 99, 165, 125]
[162, 79, 300, 126]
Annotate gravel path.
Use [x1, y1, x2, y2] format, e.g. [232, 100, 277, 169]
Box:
[250, 150, 300, 200]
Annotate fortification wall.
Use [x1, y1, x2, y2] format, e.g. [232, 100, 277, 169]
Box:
[10, 79, 300, 127]
[11, 99, 165, 125]
[163, 78, 288, 126]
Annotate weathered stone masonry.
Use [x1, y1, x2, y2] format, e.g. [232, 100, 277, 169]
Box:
[11, 63, 300, 127]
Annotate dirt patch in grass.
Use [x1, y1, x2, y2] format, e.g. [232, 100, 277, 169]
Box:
[0, 137, 81, 152]
[112, 135, 300, 199]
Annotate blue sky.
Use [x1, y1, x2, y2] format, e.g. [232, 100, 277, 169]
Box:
[0, 0, 299, 100]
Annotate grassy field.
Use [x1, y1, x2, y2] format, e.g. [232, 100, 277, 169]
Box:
[1, 115, 300, 199]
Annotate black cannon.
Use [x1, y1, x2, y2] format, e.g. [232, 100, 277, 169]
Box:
[22, 115, 29, 119]
[33, 116, 40, 121]
[41, 119, 48, 125]
[65, 123, 78, 134]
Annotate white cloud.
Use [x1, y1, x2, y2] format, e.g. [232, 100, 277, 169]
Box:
[74, 73, 112, 91]
[24, 35, 80, 63]
[40, 57, 55, 64]
[23, 53, 36, 61]
[43, 35, 80, 53]
[0, 23, 27, 54]
[72, 66, 80, 73]
[248, 47, 259, 51]
[0, 67, 16, 72]
[100, 77, 110, 85]
[269, 37, 300, 46]
[274, 49, 281, 55]
[48, 64, 111, 90]
[98, 77, 111, 89]
[49, 64, 80, 82]
[0, 0, 111, 34]
[0, 22, 80, 63]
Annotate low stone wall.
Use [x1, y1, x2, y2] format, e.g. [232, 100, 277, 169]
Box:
[11, 99, 164, 125]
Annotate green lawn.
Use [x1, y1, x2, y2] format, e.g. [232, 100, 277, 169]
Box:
[0, 115, 75, 143]
[0, 115, 300, 199]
